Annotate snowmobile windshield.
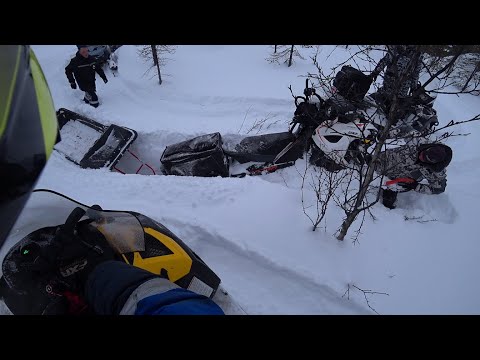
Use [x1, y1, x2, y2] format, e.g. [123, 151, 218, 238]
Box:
[0, 189, 146, 261]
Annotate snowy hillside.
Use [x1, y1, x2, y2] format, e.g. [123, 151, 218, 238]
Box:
[8, 45, 480, 314]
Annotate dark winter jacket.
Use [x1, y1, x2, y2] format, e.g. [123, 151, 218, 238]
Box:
[85, 261, 225, 315]
[65, 52, 107, 91]
[375, 143, 452, 195]
[372, 45, 423, 98]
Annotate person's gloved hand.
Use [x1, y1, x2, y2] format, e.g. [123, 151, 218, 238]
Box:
[19, 207, 117, 294]
[53, 209, 117, 291]
[70, 82, 77, 89]
[397, 178, 418, 191]
[103, 78, 108, 84]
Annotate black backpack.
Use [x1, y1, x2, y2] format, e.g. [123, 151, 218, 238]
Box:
[333, 65, 372, 102]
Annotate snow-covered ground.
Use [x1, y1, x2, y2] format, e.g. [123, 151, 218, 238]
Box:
[6, 45, 480, 314]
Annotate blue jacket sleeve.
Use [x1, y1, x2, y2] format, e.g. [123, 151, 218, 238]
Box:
[85, 261, 224, 315]
[135, 289, 225, 315]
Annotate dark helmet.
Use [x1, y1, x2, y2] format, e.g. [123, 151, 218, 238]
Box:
[0, 45, 59, 248]
[418, 143, 453, 170]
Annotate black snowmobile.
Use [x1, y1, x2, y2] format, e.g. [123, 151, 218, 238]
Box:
[159, 79, 325, 178]
[159, 130, 309, 178]
[0, 189, 224, 315]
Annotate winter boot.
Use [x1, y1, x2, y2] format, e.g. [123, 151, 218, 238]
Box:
[381, 188, 398, 209]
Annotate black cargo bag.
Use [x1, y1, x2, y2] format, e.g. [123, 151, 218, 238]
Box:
[160, 133, 229, 177]
[333, 65, 372, 102]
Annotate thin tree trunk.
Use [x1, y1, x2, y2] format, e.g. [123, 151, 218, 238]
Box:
[151, 45, 162, 85]
[422, 47, 464, 89]
[274, 45, 277, 53]
[461, 60, 480, 92]
[288, 45, 294, 67]
[337, 97, 399, 241]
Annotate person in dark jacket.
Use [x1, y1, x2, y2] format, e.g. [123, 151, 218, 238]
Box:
[0, 45, 224, 315]
[65, 45, 108, 108]
[376, 142, 453, 209]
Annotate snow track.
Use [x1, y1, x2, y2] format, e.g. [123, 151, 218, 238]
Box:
[165, 218, 369, 314]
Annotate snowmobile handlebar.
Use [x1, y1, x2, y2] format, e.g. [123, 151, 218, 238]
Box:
[302, 79, 322, 101]
[60, 207, 87, 241]
[295, 96, 307, 107]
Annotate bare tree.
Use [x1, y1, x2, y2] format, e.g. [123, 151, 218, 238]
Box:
[343, 283, 389, 314]
[244, 113, 283, 135]
[337, 48, 472, 240]
[151, 45, 162, 84]
[266, 45, 305, 67]
[300, 161, 349, 231]
[137, 45, 177, 84]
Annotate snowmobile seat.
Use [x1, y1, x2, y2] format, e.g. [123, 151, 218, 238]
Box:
[223, 132, 305, 164]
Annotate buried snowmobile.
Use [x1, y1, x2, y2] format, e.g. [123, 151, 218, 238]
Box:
[0, 189, 225, 315]
[285, 66, 440, 171]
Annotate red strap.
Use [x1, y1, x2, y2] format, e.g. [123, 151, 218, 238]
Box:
[62, 291, 89, 315]
[385, 177, 415, 186]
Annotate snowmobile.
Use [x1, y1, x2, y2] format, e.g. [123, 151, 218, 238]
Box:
[158, 79, 340, 177]
[0, 189, 223, 315]
[86, 45, 120, 72]
[264, 76, 377, 172]
[159, 131, 308, 178]
[299, 66, 440, 171]
[309, 113, 377, 171]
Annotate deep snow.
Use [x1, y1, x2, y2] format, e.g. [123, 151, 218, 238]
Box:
[3, 45, 480, 314]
